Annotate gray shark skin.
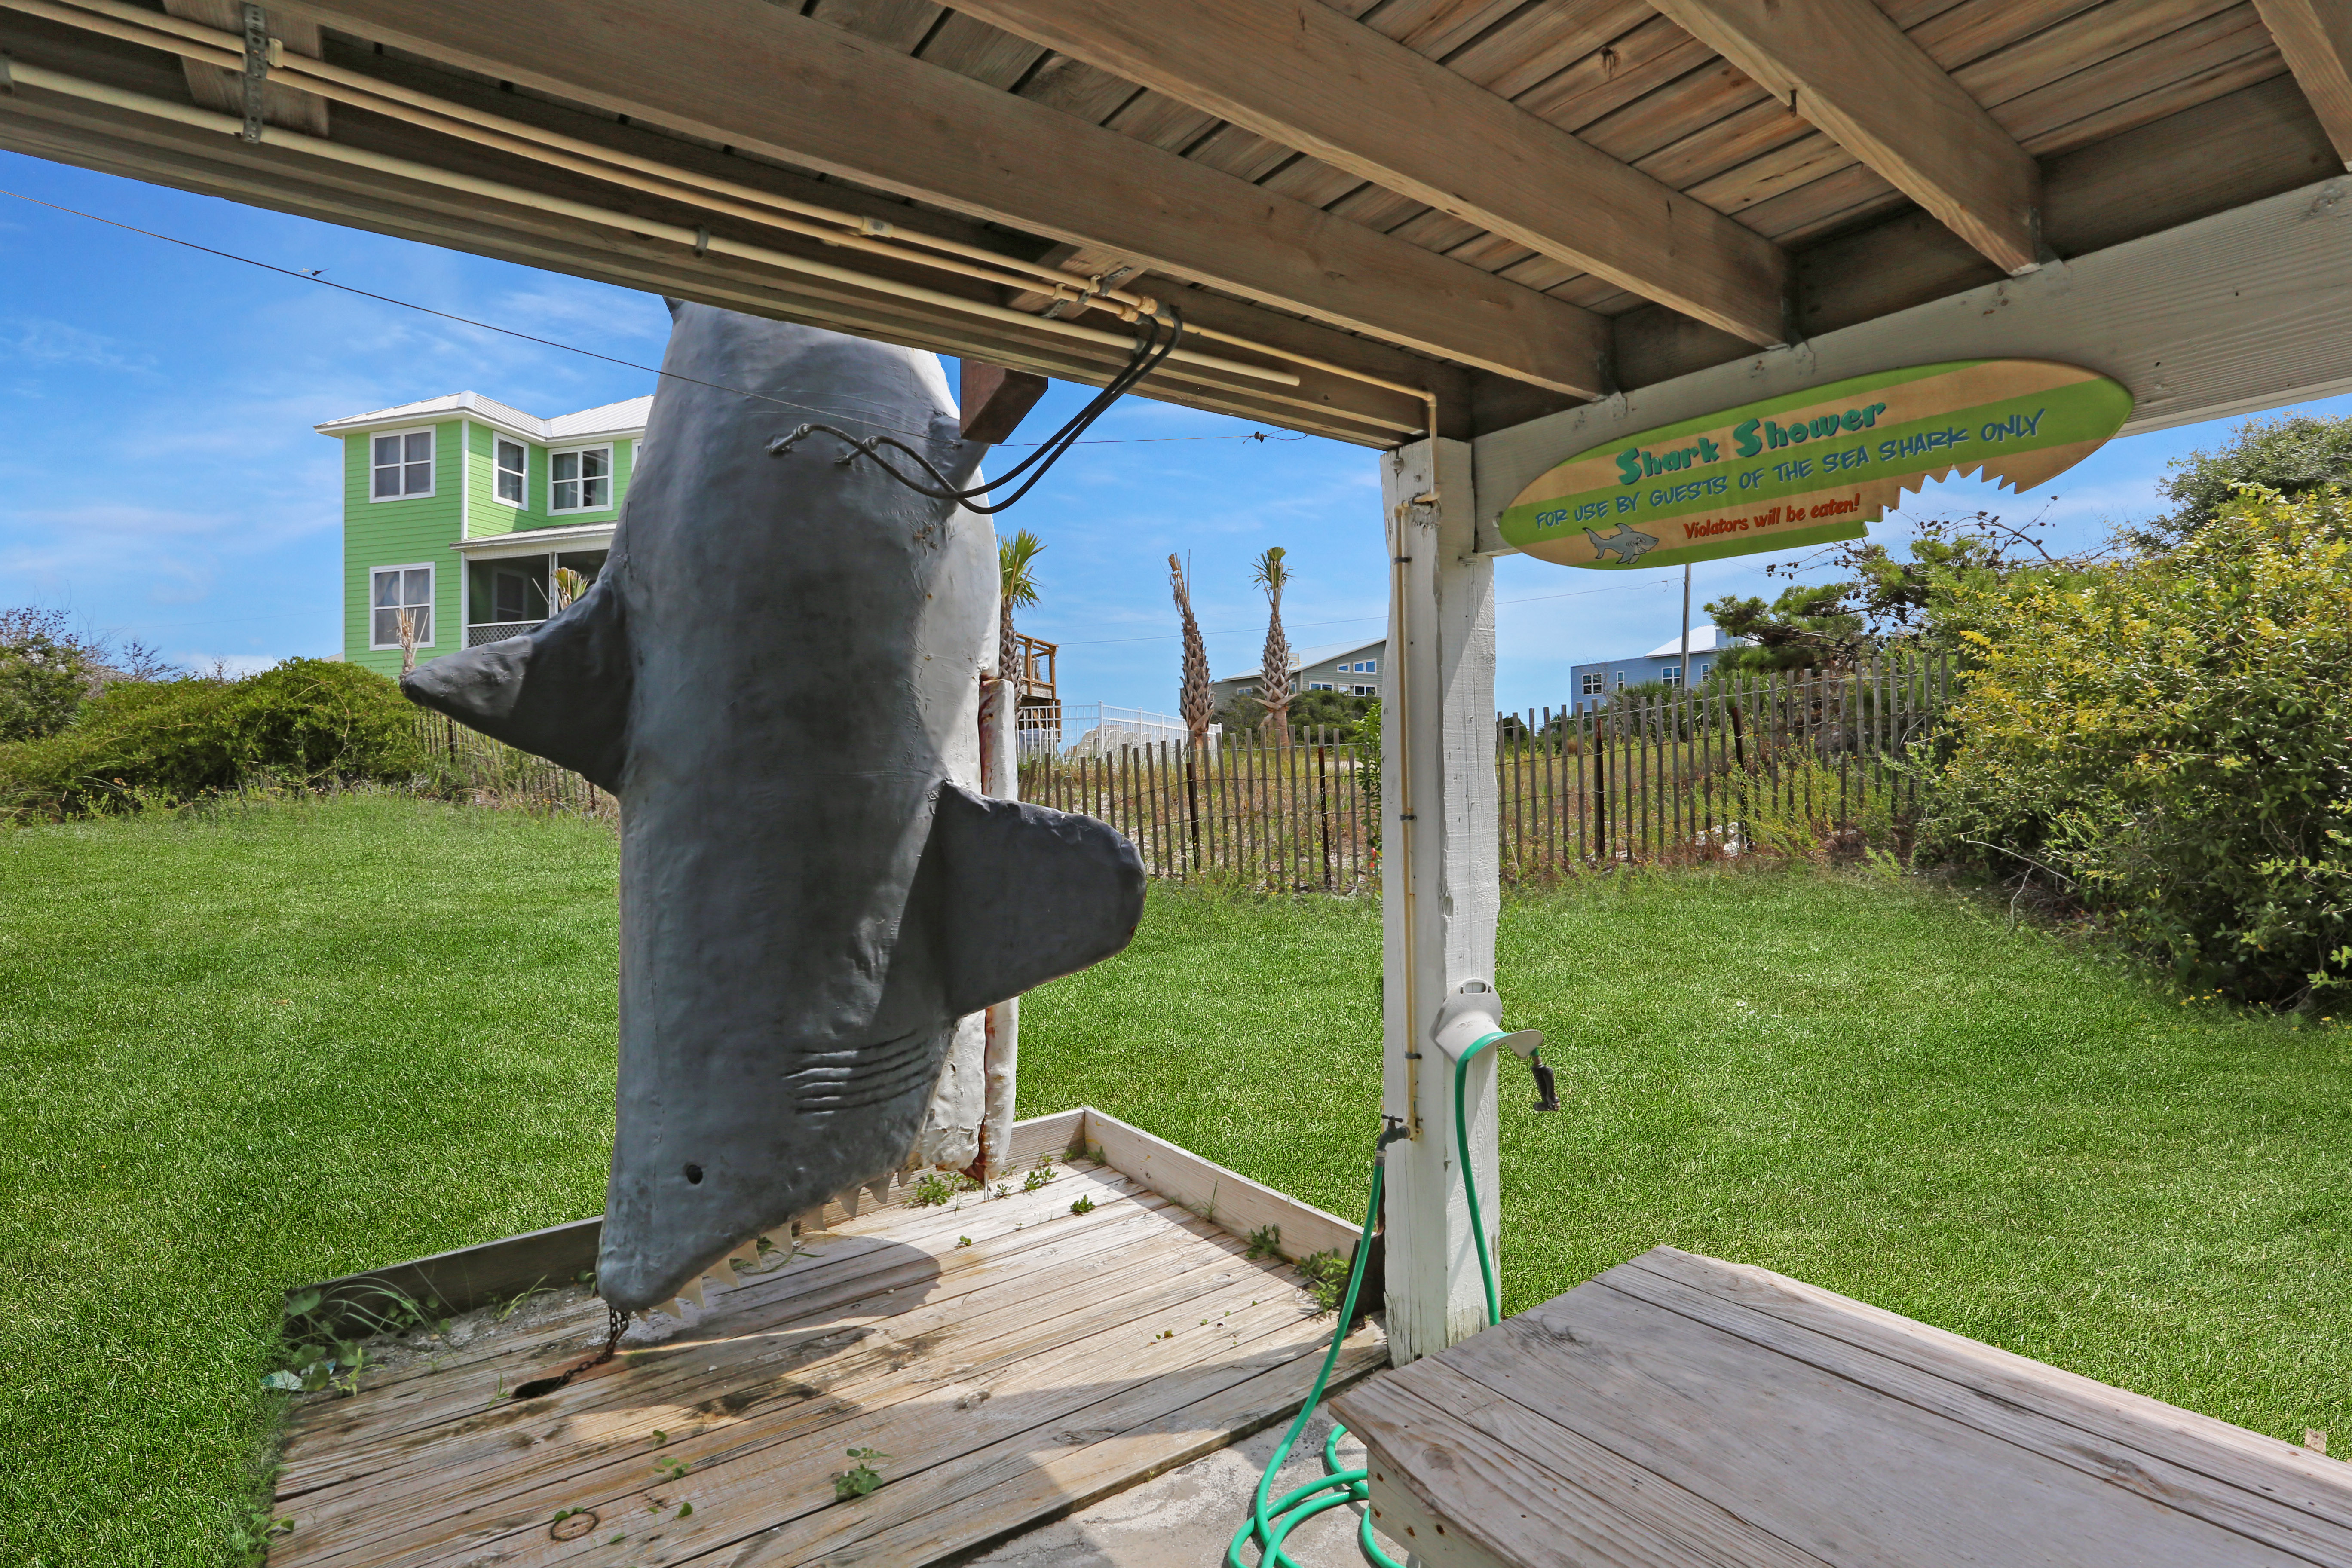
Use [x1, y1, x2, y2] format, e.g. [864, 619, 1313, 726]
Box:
[1585, 522, 1660, 564]
[401, 305, 1145, 1315]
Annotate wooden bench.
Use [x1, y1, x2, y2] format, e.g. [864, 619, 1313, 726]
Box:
[1332, 1246, 2352, 1568]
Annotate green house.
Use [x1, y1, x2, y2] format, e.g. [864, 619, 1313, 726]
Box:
[318, 391, 652, 675]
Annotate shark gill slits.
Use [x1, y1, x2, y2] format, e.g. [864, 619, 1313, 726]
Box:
[683, 1163, 705, 1185]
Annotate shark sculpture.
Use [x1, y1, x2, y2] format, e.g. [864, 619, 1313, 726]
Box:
[403, 304, 1145, 1317]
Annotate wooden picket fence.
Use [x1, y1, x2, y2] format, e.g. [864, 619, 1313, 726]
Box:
[1019, 728, 1375, 892]
[1492, 652, 1952, 876]
[410, 651, 1951, 883]
[412, 713, 615, 817]
[1019, 652, 1952, 889]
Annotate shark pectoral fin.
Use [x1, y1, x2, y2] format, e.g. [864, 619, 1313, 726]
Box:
[399, 575, 631, 790]
[930, 781, 1147, 1017]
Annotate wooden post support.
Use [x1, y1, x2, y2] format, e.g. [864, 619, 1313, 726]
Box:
[959, 359, 1051, 446]
[1379, 436, 1502, 1364]
[978, 673, 1021, 1177]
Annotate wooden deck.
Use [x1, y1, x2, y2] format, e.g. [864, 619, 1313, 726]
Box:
[266, 1123, 1384, 1568]
[1334, 1245, 2352, 1568]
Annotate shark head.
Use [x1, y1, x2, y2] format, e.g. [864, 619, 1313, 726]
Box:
[404, 306, 1144, 1313]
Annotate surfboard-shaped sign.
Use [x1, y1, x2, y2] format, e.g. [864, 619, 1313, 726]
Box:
[1498, 360, 2132, 570]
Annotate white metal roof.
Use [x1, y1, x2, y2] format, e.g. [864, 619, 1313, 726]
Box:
[1638, 625, 1744, 660]
[315, 392, 653, 443]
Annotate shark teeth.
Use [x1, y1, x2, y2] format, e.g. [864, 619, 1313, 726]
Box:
[678, 1277, 707, 1310]
[708, 1259, 740, 1289]
[836, 1186, 864, 1219]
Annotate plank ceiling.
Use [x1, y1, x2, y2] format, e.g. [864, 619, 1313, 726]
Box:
[0, 0, 2344, 442]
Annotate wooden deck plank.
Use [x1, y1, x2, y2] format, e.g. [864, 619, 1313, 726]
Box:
[278, 1170, 1169, 1508]
[323, 1244, 1329, 1568]
[276, 1206, 1207, 1553]
[266, 1135, 1376, 1568]
[280, 1228, 1252, 1568]
[1082, 1108, 1363, 1261]
[791, 1324, 1389, 1567]
[1339, 1375, 1833, 1568]
[1338, 1246, 2347, 1568]
[1429, 1282, 2313, 1566]
[1597, 1263, 2352, 1563]
[1621, 1248, 2352, 1537]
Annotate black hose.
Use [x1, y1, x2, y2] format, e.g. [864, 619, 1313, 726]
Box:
[767, 308, 1186, 513]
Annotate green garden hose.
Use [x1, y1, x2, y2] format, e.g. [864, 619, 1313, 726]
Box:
[1227, 1029, 1522, 1568]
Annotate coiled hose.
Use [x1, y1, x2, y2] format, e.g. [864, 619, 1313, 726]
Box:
[1227, 1031, 1530, 1568]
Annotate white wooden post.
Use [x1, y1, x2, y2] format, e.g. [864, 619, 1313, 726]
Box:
[978, 674, 1020, 1177]
[1379, 436, 1502, 1364]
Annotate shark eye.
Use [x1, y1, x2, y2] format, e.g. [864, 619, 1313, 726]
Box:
[683, 1163, 705, 1185]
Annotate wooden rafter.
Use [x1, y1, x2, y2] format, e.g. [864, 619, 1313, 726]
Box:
[1647, 0, 2044, 275]
[943, 0, 1792, 346]
[0, 68, 1430, 444]
[2252, 0, 2352, 167]
[257, 0, 1614, 398]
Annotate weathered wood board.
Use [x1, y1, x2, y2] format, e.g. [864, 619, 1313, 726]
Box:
[266, 1138, 1383, 1567]
[1334, 1245, 2352, 1568]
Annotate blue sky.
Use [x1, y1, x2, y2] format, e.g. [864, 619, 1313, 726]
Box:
[6, 148, 2347, 708]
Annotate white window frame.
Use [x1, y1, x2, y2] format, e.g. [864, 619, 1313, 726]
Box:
[1661, 664, 1683, 687]
[368, 426, 437, 502]
[1307, 681, 1335, 691]
[550, 443, 615, 514]
[493, 438, 527, 506]
[368, 563, 436, 651]
[1579, 672, 1604, 695]
[1351, 684, 1378, 697]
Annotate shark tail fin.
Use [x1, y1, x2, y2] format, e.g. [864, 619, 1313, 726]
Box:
[928, 782, 1146, 1017]
[400, 573, 631, 790]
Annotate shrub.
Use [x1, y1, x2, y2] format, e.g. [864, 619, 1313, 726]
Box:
[0, 659, 429, 819]
[0, 628, 92, 743]
[1920, 485, 2352, 1008]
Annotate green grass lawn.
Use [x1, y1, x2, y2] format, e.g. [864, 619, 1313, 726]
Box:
[5, 796, 2350, 1564]
[1025, 871, 2352, 1449]
[0, 796, 621, 1566]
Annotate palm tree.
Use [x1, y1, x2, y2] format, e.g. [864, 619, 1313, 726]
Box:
[1169, 554, 1212, 754]
[998, 530, 1045, 686]
[1170, 553, 1213, 872]
[1252, 545, 1293, 741]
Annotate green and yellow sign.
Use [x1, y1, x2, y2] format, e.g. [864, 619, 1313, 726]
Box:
[1499, 360, 2132, 570]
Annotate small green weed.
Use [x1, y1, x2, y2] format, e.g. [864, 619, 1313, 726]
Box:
[907, 1171, 979, 1207]
[1022, 1158, 1057, 1192]
[1244, 1225, 1282, 1261]
[1069, 1195, 1096, 1216]
[1296, 1250, 1351, 1314]
[831, 1447, 888, 1501]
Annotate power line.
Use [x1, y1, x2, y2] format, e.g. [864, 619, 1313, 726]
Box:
[2, 187, 1313, 451]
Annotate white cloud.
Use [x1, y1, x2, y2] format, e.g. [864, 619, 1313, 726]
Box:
[3, 317, 153, 373]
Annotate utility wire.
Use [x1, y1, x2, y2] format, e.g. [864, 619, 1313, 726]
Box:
[0, 187, 1305, 450]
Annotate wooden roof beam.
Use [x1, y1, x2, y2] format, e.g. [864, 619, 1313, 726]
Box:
[1646, 0, 2043, 276]
[265, 0, 1613, 398]
[2252, 0, 2352, 168]
[947, 0, 1791, 346]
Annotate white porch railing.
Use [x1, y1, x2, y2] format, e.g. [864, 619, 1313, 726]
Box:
[467, 620, 542, 646]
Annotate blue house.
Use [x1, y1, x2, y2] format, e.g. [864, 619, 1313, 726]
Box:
[1567, 625, 1745, 711]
